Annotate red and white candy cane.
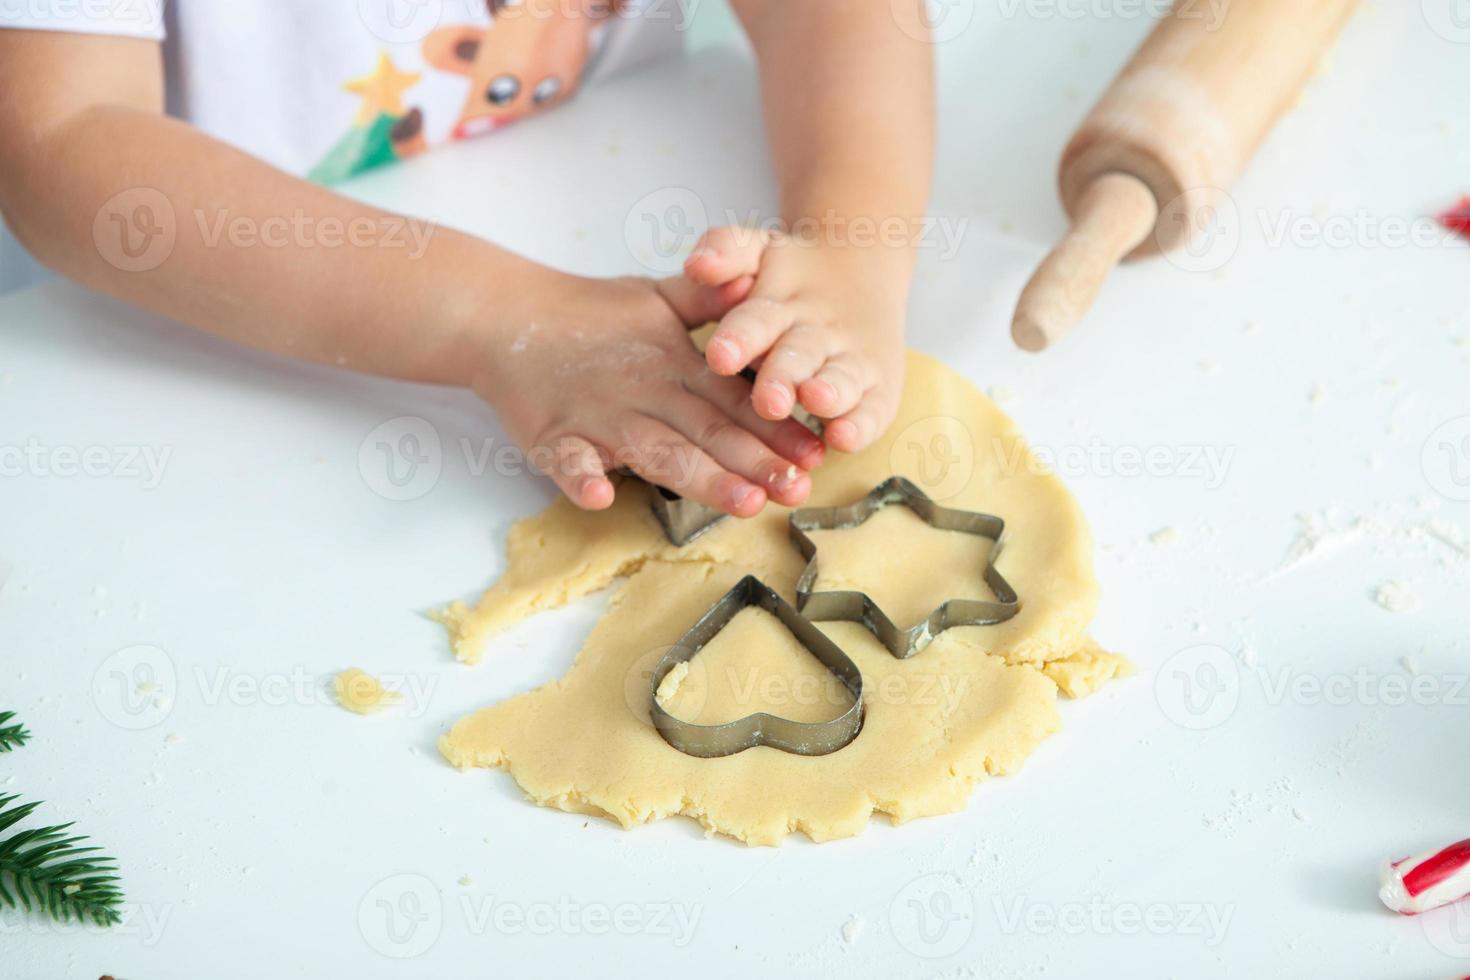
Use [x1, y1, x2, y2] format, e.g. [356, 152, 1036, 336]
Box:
[1380, 838, 1470, 915]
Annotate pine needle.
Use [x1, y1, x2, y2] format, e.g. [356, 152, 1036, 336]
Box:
[0, 712, 28, 752]
[0, 795, 125, 927]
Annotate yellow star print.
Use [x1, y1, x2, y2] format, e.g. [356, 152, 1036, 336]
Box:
[344, 52, 422, 126]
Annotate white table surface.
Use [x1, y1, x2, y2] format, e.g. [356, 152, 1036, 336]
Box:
[3, 4, 1469, 977]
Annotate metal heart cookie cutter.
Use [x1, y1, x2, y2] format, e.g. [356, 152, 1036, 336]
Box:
[649, 575, 865, 758]
[789, 476, 1021, 659]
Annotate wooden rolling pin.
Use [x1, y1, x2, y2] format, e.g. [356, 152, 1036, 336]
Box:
[1012, 0, 1358, 352]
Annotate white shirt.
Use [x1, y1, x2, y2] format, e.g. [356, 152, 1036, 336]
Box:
[0, 0, 680, 289]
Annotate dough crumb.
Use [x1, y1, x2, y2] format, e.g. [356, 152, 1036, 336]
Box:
[1292, 806, 1310, 823]
[840, 915, 864, 945]
[1149, 526, 1181, 546]
[1373, 581, 1420, 614]
[333, 668, 401, 714]
[1309, 383, 1328, 405]
[987, 384, 1014, 405]
[654, 661, 689, 704]
[458, 875, 474, 887]
[1400, 655, 1419, 675]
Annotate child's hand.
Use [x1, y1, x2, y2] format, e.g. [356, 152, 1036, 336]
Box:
[473, 273, 825, 515]
[683, 226, 908, 454]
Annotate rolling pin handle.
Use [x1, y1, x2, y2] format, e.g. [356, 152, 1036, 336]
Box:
[1011, 172, 1159, 352]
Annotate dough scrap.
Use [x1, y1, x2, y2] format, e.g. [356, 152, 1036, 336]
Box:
[333, 668, 400, 714]
[438, 350, 1126, 844]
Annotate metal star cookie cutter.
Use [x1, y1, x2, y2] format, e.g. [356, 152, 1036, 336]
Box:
[649, 575, 865, 758]
[789, 476, 1021, 659]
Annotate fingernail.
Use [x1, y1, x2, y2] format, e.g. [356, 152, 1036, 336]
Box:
[769, 463, 800, 491]
[708, 337, 739, 364]
[731, 483, 759, 510]
[796, 436, 822, 459]
[762, 380, 793, 412]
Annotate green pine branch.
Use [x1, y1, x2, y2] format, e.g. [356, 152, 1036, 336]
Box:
[0, 712, 28, 752]
[0, 712, 125, 929]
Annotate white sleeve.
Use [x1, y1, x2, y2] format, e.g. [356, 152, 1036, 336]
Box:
[0, 0, 165, 40]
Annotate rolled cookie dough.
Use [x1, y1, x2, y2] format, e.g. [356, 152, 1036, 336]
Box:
[436, 350, 1129, 844]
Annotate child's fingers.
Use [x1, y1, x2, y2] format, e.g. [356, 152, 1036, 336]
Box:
[797, 357, 869, 419]
[704, 298, 792, 376]
[534, 433, 615, 510]
[824, 387, 900, 454]
[683, 226, 770, 287]
[691, 371, 826, 471]
[658, 394, 812, 506]
[620, 416, 768, 517]
[752, 324, 826, 421]
[655, 274, 754, 327]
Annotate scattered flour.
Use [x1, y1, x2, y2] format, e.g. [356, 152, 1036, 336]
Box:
[1149, 526, 1181, 546]
[1373, 580, 1420, 614]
